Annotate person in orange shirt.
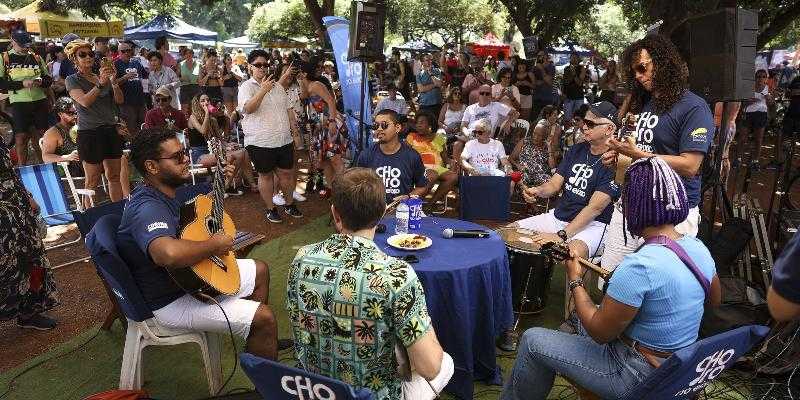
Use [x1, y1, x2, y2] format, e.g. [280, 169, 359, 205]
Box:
[406, 113, 458, 212]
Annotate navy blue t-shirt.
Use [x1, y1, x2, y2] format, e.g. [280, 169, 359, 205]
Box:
[59, 58, 76, 80]
[117, 185, 184, 310]
[114, 58, 149, 106]
[554, 142, 620, 224]
[633, 91, 714, 208]
[355, 142, 428, 203]
[772, 231, 800, 304]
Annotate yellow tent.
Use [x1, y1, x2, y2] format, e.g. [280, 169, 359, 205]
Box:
[4, 0, 123, 38]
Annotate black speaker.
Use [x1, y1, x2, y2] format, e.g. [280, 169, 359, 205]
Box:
[347, 1, 385, 62]
[522, 36, 539, 59]
[684, 8, 758, 102]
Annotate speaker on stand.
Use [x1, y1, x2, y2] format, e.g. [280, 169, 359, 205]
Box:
[347, 1, 386, 155]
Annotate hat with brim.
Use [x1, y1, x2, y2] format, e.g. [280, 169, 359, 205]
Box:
[11, 31, 33, 46]
[588, 101, 619, 127]
[155, 86, 172, 98]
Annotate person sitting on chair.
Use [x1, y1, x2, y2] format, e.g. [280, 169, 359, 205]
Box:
[461, 118, 512, 177]
[406, 112, 458, 211]
[41, 96, 83, 179]
[288, 167, 454, 399]
[501, 156, 721, 400]
[768, 231, 800, 321]
[511, 101, 621, 260]
[117, 128, 283, 360]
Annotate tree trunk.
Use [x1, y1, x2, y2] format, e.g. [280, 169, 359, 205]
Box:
[499, 0, 533, 37]
[303, 0, 329, 43]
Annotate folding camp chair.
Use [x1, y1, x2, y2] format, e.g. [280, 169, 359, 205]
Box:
[459, 175, 511, 221]
[16, 162, 82, 250]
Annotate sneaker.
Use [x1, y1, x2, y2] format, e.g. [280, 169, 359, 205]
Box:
[496, 331, 517, 352]
[272, 193, 286, 206]
[284, 204, 304, 218]
[292, 191, 307, 202]
[17, 314, 57, 330]
[266, 207, 283, 223]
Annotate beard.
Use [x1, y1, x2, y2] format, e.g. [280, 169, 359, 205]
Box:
[161, 169, 191, 188]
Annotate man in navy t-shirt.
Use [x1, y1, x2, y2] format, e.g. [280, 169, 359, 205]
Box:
[356, 109, 428, 204]
[114, 40, 149, 136]
[601, 34, 715, 272]
[117, 128, 281, 360]
[512, 101, 620, 260]
[768, 232, 800, 321]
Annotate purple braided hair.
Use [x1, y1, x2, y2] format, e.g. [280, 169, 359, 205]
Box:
[622, 157, 689, 237]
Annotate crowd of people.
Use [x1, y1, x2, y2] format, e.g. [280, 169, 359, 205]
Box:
[2, 26, 800, 400]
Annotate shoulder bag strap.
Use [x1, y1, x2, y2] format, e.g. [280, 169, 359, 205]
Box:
[643, 235, 711, 300]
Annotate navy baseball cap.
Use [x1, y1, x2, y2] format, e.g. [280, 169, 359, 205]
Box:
[588, 101, 619, 126]
[11, 31, 33, 46]
[62, 33, 80, 45]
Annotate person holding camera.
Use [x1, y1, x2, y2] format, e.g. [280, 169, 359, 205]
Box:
[199, 48, 223, 103]
[0, 31, 53, 165]
[114, 40, 149, 138]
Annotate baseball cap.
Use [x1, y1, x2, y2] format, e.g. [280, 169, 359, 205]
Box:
[155, 86, 172, 98]
[11, 31, 33, 46]
[588, 101, 619, 126]
[62, 33, 80, 45]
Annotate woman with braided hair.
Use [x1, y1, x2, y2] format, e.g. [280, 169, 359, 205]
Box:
[502, 157, 721, 400]
[600, 34, 716, 274]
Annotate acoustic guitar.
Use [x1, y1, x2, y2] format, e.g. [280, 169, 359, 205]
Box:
[172, 138, 240, 297]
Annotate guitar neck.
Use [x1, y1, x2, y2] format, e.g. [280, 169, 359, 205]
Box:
[210, 139, 227, 230]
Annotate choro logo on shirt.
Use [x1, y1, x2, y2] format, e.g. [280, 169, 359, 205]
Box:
[564, 164, 594, 197]
[674, 348, 735, 396]
[376, 165, 402, 195]
[147, 221, 168, 232]
[634, 111, 658, 153]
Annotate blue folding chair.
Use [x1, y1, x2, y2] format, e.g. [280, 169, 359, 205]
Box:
[240, 353, 373, 400]
[86, 214, 222, 393]
[16, 162, 82, 250]
[459, 175, 511, 221]
[571, 325, 770, 400]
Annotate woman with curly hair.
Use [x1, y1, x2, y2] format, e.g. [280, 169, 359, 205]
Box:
[599, 34, 715, 273]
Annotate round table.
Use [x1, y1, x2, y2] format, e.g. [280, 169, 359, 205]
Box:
[375, 216, 513, 399]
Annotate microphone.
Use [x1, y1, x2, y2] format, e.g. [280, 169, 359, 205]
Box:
[442, 228, 491, 239]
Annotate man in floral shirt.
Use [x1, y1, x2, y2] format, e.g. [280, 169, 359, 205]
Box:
[287, 168, 453, 399]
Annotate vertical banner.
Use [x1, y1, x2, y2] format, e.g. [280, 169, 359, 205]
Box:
[323, 16, 372, 153]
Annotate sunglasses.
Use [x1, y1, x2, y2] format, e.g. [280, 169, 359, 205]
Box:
[479, 91, 491, 96]
[633, 60, 651, 74]
[155, 149, 188, 164]
[77, 50, 95, 59]
[372, 121, 394, 130]
[62, 110, 77, 116]
[583, 119, 610, 129]
[502, 75, 511, 79]
[251, 63, 269, 69]
[473, 129, 486, 135]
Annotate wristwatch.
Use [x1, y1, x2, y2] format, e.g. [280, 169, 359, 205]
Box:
[557, 229, 568, 242]
[568, 278, 584, 292]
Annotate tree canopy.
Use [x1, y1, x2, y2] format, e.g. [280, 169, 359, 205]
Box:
[496, 0, 600, 48]
[573, 2, 645, 58]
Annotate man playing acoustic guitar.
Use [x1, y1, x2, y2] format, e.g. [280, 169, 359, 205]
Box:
[117, 128, 280, 359]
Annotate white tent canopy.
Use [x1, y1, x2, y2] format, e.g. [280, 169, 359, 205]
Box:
[222, 35, 257, 48]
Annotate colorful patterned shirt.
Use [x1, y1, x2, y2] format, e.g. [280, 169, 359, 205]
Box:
[406, 131, 448, 174]
[287, 234, 432, 400]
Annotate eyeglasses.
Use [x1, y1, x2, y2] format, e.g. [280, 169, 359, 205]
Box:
[62, 110, 77, 116]
[479, 91, 491, 96]
[156, 97, 171, 103]
[473, 129, 486, 135]
[76, 50, 95, 59]
[251, 63, 269, 69]
[155, 149, 188, 164]
[583, 119, 610, 129]
[633, 60, 651, 74]
[372, 121, 394, 130]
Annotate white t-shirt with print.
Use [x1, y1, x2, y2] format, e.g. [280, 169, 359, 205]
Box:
[745, 85, 769, 113]
[238, 78, 293, 148]
[461, 101, 511, 134]
[462, 138, 507, 174]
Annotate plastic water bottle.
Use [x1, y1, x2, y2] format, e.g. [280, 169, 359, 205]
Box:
[395, 202, 409, 234]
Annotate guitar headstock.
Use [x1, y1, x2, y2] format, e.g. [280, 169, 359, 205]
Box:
[539, 241, 571, 261]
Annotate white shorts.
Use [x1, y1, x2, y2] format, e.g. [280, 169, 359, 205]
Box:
[600, 204, 700, 272]
[153, 259, 261, 339]
[515, 209, 610, 258]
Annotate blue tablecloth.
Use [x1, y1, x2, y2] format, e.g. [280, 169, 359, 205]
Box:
[375, 217, 513, 399]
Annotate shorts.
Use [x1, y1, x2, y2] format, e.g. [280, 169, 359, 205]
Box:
[515, 209, 609, 258]
[222, 87, 238, 103]
[180, 84, 200, 104]
[246, 142, 294, 173]
[77, 125, 123, 164]
[743, 111, 767, 129]
[11, 98, 49, 134]
[153, 259, 260, 339]
[783, 115, 800, 137]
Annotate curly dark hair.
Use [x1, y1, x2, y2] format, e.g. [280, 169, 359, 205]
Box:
[130, 128, 178, 176]
[621, 34, 689, 115]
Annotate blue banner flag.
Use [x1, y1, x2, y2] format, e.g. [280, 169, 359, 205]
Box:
[323, 16, 372, 152]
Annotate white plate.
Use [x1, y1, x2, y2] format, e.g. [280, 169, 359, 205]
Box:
[387, 234, 433, 251]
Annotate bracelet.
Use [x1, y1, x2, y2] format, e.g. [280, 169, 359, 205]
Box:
[568, 278, 584, 292]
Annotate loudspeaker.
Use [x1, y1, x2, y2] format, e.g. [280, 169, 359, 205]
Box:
[522, 36, 539, 59]
[347, 1, 386, 62]
[684, 8, 758, 102]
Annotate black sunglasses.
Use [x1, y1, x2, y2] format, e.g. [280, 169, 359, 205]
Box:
[155, 149, 188, 163]
[584, 119, 610, 129]
[251, 63, 269, 69]
[473, 129, 486, 135]
[156, 96, 171, 103]
[62, 110, 77, 115]
[77, 50, 94, 59]
[372, 121, 394, 130]
[633, 60, 651, 74]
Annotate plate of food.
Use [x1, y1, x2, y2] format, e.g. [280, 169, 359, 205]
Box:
[387, 233, 432, 251]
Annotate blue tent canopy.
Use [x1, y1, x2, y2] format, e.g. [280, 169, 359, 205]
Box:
[124, 15, 217, 41]
[393, 39, 441, 54]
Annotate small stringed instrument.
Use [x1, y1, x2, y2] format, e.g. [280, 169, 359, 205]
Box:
[539, 241, 612, 280]
[614, 113, 638, 184]
[173, 138, 240, 297]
